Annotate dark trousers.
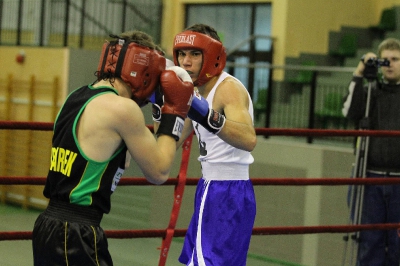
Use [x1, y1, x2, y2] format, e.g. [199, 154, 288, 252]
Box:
[356, 173, 400, 266]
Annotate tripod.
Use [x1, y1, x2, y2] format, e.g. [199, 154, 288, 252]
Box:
[342, 68, 377, 266]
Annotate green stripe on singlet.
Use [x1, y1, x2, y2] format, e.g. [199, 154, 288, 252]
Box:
[68, 88, 117, 206]
[69, 161, 108, 205]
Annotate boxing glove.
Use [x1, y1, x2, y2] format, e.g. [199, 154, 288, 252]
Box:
[189, 90, 226, 134]
[156, 68, 193, 140]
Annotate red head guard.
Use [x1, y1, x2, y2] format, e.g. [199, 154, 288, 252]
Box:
[97, 38, 166, 106]
[173, 31, 226, 86]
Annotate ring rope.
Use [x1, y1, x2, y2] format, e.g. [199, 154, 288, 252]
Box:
[256, 128, 400, 137]
[2, 176, 400, 186]
[2, 223, 400, 241]
[2, 120, 400, 265]
[2, 120, 400, 137]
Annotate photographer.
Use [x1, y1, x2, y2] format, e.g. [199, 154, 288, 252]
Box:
[342, 38, 400, 266]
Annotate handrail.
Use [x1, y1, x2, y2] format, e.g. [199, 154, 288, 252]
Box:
[227, 34, 275, 57]
[69, 1, 111, 34]
[226, 62, 355, 73]
[0, 0, 161, 47]
[124, 0, 154, 26]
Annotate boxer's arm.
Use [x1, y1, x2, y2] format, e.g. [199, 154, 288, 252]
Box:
[176, 118, 194, 148]
[115, 100, 177, 185]
[117, 68, 193, 184]
[213, 78, 257, 152]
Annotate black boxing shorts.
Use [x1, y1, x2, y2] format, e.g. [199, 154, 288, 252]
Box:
[32, 199, 112, 266]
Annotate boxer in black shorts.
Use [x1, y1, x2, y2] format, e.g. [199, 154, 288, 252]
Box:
[32, 30, 194, 266]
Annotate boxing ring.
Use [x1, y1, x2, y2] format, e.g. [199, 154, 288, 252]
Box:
[1, 120, 400, 266]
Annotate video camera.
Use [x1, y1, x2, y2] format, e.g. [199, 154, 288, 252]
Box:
[362, 56, 390, 80]
[365, 57, 390, 67]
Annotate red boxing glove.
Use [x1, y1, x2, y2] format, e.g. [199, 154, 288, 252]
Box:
[156, 68, 193, 140]
[161, 70, 193, 118]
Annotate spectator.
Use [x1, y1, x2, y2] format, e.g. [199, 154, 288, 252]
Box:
[343, 37, 400, 266]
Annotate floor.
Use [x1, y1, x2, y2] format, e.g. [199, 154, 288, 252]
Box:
[0, 203, 290, 266]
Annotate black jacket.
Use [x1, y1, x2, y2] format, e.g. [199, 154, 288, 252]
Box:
[343, 76, 400, 171]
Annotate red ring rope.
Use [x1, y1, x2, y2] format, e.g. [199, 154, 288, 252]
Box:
[2, 223, 400, 241]
[2, 120, 400, 265]
[2, 120, 400, 137]
[2, 176, 400, 186]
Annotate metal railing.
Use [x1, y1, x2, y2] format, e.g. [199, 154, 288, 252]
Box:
[227, 62, 357, 143]
[0, 0, 162, 49]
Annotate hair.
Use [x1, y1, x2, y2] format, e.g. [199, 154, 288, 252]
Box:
[155, 44, 166, 56]
[118, 30, 156, 49]
[184, 23, 221, 42]
[378, 38, 400, 57]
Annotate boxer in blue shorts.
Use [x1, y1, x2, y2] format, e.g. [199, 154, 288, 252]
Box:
[153, 23, 257, 265]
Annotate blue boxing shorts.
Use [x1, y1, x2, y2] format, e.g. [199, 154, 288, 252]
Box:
[179, 177, 256, 266]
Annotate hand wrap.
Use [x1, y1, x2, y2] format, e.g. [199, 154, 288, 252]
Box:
[149, 86, 163, 122]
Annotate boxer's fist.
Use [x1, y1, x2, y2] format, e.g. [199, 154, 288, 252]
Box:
[150, 63, 183, 122]
[161, 70, 193, 119]
[188, 90, 226, 134]
[156, 69, 193, 140]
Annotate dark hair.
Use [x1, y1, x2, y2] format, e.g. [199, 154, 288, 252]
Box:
[184, 23, 221, 42]
[118, 30, 156, 49]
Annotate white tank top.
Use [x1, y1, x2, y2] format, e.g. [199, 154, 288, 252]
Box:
[192, 72, 254, 179]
